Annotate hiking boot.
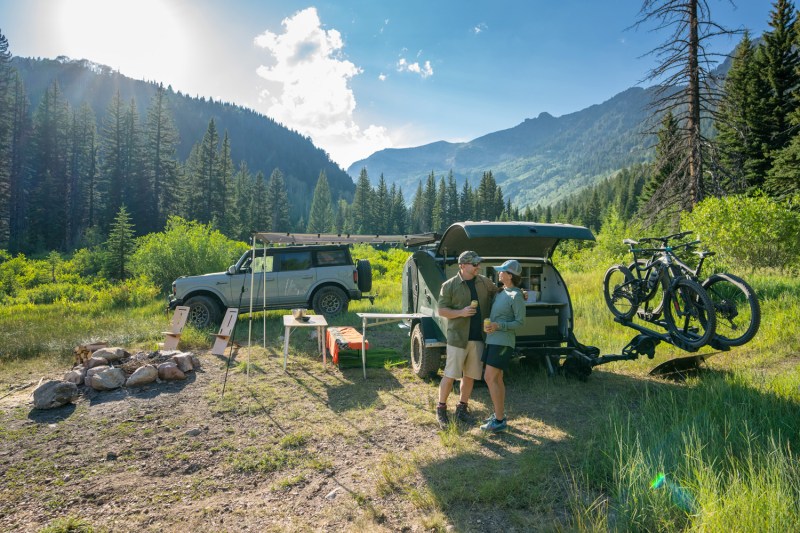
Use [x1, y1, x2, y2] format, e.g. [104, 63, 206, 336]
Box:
[454, 403, 474, 426]
[436, 405, 449, 429]
[480, 417, 508, 433]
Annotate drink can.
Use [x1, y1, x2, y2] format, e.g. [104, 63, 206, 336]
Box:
[470, 299, 478, 308]
[483, 318, 491, 332]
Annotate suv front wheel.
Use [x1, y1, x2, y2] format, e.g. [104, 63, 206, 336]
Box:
[312, 286, 349, 317]
[185, 295, 222, 329]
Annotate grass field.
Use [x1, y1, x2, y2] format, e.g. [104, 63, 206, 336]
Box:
[1, 251, 798, 531]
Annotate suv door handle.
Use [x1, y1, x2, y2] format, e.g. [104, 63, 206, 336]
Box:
[216, 281, 228, 285]
[300, 275, 313, 279]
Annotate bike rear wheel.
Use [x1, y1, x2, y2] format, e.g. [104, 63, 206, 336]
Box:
[628, 260, 669, 321]
[603, 265, 637, 320]
[701, 273, 761, 347]
[664, 278, 716, 350]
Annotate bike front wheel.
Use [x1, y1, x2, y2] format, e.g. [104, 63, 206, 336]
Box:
[664, 278, 717, 350]
[701, 273, 761, 347]
[603, 265, 637, 320]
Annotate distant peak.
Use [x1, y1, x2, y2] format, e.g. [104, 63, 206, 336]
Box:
[537, 111, 554, 120]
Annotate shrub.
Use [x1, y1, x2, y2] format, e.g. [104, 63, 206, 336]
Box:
[130, 216, 249, 292]
[682, 194, 800, 272]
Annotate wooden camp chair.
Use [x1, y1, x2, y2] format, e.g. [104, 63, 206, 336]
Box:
[161, 306, 190, 351]
[211, 308, 239, 356]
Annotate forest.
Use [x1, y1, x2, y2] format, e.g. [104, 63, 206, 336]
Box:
[0, 2, 799, 268]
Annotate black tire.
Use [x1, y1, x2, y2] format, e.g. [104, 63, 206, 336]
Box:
[701, 273, 761, 347]
[312, 286, 349, 317]
[663, 278, 716, 350]
[410, 324, 443, 379]
[185, 295, 222, 329]
[603, 265, 637, 320]
[628, 261, 668, 320]
[356, 259, 372, 293]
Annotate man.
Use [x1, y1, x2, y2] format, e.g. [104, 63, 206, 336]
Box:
[436, 250, 498, 428]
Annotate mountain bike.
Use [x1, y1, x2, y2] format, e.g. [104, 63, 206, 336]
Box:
[626, 231, 760, 347]
[603, 234, 717, 350]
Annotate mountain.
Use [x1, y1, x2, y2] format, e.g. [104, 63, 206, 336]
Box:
[348, 86, 661, 208]
[11, 56, 356, 210]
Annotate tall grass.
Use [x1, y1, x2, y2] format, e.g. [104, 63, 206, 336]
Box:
[570, 368, 800, 530]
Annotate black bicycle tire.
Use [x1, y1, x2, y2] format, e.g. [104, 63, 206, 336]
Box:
[664, 277, 717, 350]
[701, 273, 761, 347]
[603, 264, 637, 321]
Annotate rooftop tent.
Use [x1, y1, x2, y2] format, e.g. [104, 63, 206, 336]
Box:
[435, 221, 595, 261]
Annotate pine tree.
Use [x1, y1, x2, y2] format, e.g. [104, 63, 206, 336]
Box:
[350, 168, 373, 233]
[715, 33, 770, 193]
[249, 171, 267, 232]
[758, 0, 800, 157]
[28, 81, 71, 250]
[104, 204, 136, 281]
[65, 103, 97, 248]
[265, 168, 290, 232]
[99, 90, 126, 231]
[8, 71, 29, 253]
[231, 161, 252, 239]
[307, 171, 334, 233]
[409, 180, 424, 233]
[389, 183, 407, 234]
[217, 131, 234, 233]
[0, 30, 12, 248]
[374, 174, 390, 234]
[143, 83, 179, 232]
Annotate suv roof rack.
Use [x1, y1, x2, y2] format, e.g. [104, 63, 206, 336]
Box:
[253, 232, 439, 247]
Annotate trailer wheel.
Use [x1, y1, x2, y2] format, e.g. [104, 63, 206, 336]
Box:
[410, 324, 443, 379]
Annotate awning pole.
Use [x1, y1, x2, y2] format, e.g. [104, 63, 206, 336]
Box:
[247, 234, 256, 379]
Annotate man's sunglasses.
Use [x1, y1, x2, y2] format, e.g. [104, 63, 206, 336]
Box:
[471, 262, 481, 267]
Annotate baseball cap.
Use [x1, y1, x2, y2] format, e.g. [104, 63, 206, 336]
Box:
[458, 250, 483, 265]
[495, 259, 522, 276]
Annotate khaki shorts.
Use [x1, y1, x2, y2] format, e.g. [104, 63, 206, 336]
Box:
[443, 341, 485, 380]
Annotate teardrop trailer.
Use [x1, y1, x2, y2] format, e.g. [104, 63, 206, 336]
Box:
[400, 221, 694, 381]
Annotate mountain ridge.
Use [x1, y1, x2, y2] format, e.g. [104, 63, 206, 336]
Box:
[347, 85, 657, 207]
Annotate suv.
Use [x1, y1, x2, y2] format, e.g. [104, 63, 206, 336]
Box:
[169, 244, 372, 328]
[401, 221, 601, 378]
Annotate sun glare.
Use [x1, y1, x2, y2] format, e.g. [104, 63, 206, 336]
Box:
[54, 0, 192, 84]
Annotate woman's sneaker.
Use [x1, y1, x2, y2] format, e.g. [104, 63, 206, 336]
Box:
[480, 417, 507, 432]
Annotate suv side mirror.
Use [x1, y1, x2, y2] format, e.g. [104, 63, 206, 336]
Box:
[227, 265, 236, 275]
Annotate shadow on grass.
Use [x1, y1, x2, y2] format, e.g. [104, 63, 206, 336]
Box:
[27, 402, 76, 423]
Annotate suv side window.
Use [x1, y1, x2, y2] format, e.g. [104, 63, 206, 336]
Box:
[315, 250, 349, 266]
[276, 251, 312, 272]
[251, 255, 274, 272]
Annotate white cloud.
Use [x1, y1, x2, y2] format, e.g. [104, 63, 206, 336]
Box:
[473, 22, 488, 34]
[378, 73, 387, 81]
[253, 7, 391, 168]
[397, 57, 433, 78]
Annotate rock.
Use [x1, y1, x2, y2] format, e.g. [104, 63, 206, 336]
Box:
[184, 428, 202, 437]
[85, 356, 109, 369]
[91, 367, 127, 391]
[171, 353, 194, 373]
[64, 368, 86, 385]
[84, 365, 110, 387]
[33, 380, 79, 409]
[92, 346, 128, 362]
[126, 365, 158, 387]
[190, 355, 202, 370]
[157, 362, 186, 381]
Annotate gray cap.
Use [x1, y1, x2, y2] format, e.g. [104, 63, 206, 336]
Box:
[458, 250, 483, 264]
[495, 259, 522, 276]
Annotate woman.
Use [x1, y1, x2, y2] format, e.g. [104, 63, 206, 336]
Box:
[481, 259, 526, 432]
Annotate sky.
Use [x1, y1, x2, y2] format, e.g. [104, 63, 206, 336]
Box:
[0, 0, 773, 170]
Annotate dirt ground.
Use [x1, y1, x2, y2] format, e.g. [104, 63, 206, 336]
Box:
[0, 331, 648, 533]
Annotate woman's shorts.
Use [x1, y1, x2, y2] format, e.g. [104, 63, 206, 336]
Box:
[482, 344, 514, 373]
